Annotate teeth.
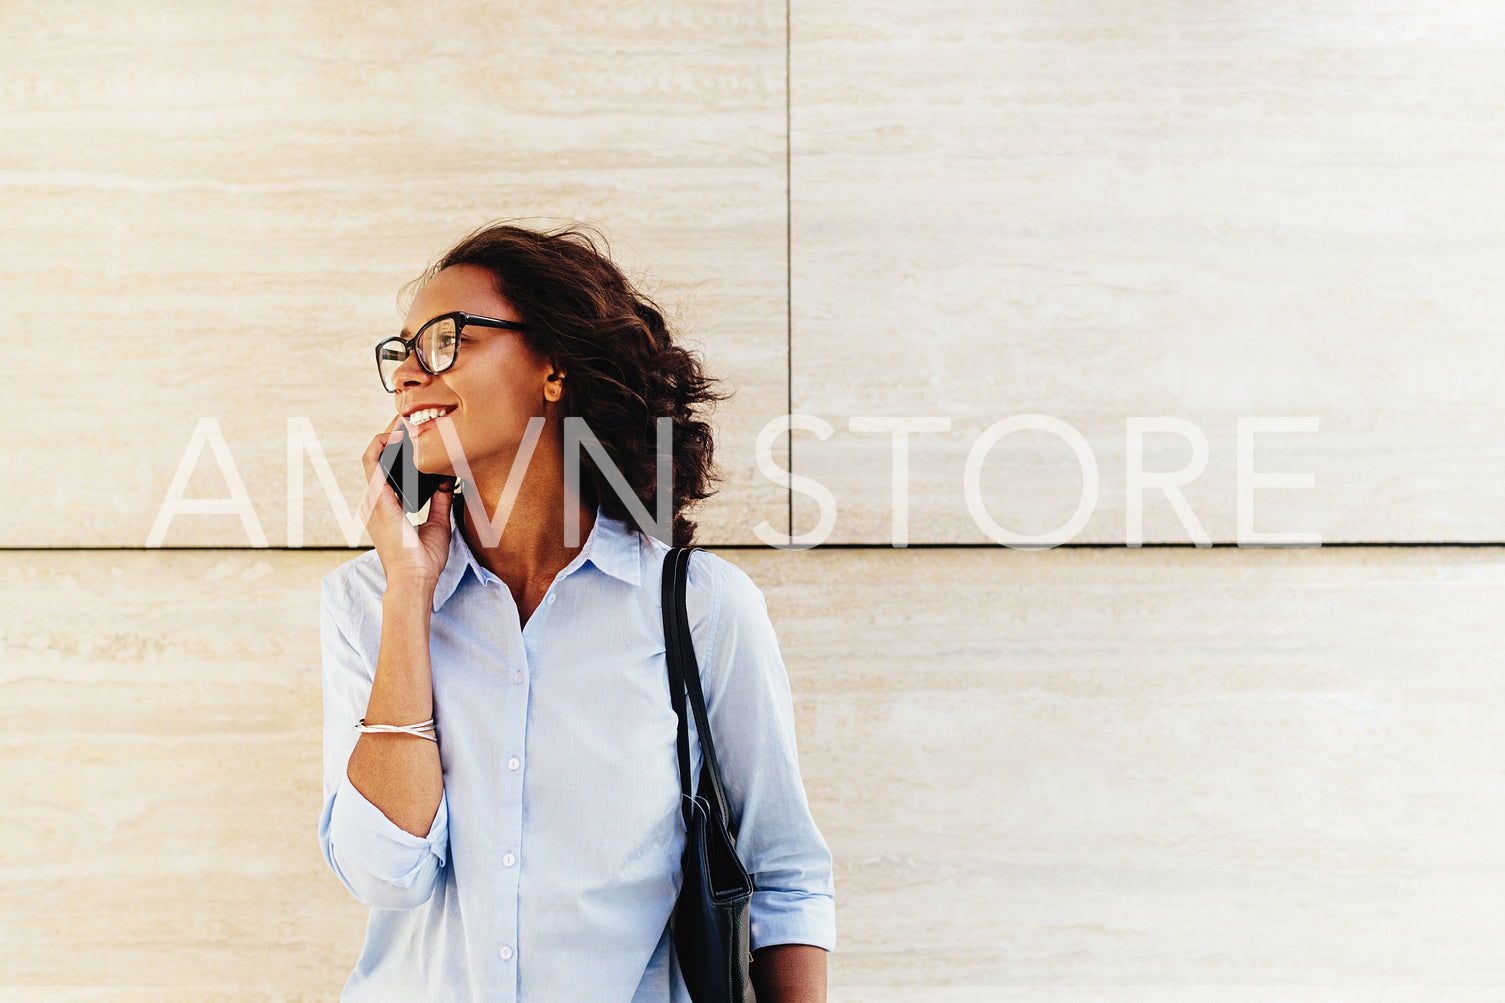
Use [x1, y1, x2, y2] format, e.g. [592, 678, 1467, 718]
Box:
[407, 407, 454, 426]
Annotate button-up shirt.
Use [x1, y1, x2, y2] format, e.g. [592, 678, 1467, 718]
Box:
[318, 503, 835, 1002]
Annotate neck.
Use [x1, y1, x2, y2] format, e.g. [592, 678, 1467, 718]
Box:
[456, 436, 595, 597]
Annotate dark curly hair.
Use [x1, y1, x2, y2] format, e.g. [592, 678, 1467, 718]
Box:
[417, 221, 727, 546]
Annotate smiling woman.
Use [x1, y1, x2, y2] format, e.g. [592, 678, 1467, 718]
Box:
[401, 225, 724, 546]
[318, 221, 835, 1002]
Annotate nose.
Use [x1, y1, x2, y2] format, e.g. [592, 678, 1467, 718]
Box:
[392, 348, 432, 390]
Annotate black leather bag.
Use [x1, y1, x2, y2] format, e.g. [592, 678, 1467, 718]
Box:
[661, 546, 755, 1003]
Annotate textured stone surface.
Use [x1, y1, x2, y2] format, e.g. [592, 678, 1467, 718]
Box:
[0, 549, 362, 995]
[3, 545, 1503, 993]
[0, 0, 788, 547]
[5, 3, 1504, 1002]
[10, 0, 1503, 548]
[789, 0, 1505, 544]
[764, 545, 1505, 986]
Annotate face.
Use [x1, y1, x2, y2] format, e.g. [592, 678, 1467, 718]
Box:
[391, 264, 558, 484]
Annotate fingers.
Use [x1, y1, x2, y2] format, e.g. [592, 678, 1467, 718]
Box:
[423, 477, 456, 530]
[358, 427, 409, 526]
[361, 422, 405, 472]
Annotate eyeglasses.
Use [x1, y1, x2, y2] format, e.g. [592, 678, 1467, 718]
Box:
[374, 311, 530, 393]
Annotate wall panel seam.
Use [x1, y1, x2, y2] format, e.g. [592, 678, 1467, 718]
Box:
[7, 543, 1505, 553]
[785, 0, 794, 545]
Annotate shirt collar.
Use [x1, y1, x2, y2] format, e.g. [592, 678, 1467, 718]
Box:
[581, 508, 646, 588]
[429, 496, 644, 613]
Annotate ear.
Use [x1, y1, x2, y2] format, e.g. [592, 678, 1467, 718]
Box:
[544, 368, 565, 403]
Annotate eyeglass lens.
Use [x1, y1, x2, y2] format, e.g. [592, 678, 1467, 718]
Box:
[378, 316, 460, 391]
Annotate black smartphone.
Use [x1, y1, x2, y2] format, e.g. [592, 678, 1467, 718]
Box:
[378, 429, 447, 514]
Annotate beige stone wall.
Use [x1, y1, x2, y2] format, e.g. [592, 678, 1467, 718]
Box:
[1, 0, 788, 548]
[5, 547, 1504, 997]
[4, 0, 1503, 998]
[790, 1, 1505, 546]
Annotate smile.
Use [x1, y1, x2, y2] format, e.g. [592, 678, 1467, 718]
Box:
[405, 406, 456, 430]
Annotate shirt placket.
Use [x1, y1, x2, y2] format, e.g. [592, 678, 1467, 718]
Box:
[470, 542, 589, 1001]
[511, 580, 565, 995]
[481, 567, 529, 1003]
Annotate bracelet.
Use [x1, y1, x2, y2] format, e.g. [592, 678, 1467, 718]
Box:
[356, 718, 438, 742]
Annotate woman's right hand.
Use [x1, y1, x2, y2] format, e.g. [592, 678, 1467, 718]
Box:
[360, 416, 456, 595]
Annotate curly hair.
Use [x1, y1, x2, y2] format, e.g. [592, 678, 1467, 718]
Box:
[418, 221, 727, 546]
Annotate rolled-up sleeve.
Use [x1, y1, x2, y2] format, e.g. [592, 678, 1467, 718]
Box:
[692, 555, 836, 953]
[318, 568, 448, 911]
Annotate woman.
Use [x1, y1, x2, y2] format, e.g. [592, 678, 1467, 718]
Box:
[317, 222, 834, 1002]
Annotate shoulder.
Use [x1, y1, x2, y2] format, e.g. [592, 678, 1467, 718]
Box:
[638, 536, 768, 614]
[319, 550, 387, 632]
[686, 548, 767, 619]
[640, 537, 777, 662]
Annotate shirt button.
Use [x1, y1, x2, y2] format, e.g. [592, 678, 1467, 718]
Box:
[499, 945, 514, 961]
[507, 756, 520, 771]
[546, 593, 557, 605]
[503, 853, 516, 867]
[513, 671, 524, 684]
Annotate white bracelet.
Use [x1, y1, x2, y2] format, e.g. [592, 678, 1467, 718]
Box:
[356, 718, 438, 742]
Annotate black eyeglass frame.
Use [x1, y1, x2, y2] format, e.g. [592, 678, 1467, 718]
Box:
[374, 311, 531, 393]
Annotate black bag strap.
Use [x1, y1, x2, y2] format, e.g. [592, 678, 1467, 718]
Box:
[661, 546, 736, 836]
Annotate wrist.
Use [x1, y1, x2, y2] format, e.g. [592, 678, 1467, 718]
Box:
[383, 579, 438, 609]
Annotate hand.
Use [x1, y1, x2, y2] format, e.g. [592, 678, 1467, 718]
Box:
[359, 416, 455, 593]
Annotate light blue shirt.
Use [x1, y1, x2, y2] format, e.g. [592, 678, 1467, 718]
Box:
[318, 502, 835, 1002]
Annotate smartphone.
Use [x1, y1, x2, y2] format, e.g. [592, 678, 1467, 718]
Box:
[378, 429, 447, 514]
